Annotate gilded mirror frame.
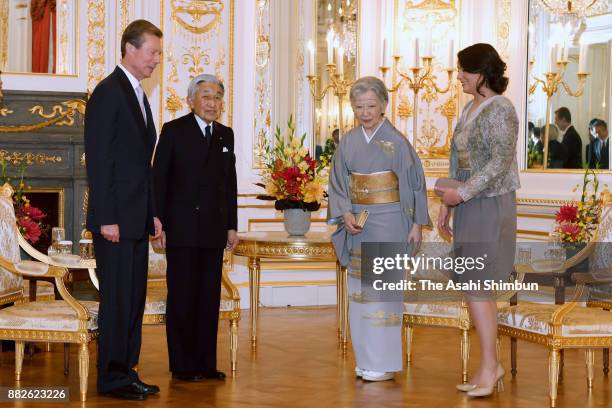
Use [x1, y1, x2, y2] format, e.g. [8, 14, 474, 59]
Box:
[523, 0, 612, 174]
[310, 0, 360, 157]
[0, 0, 80, 78]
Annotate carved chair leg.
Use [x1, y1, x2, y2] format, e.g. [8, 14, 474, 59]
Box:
[604, 348, 609, 375]
[64, 344, 70, 375]
[461, 329, 470, 384]
[511, 337, 517, 376]
[15, 341, 24, 381]
[559, 349, 564, 383]
[78, 343, 89, 402]
[585, 349, 595, 389]
[404, 323, 413, 364]
[230, 320, 238, 375]
[549, 348, 561, 408]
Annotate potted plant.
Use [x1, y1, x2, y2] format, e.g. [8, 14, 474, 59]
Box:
[255, 117, 327, 235]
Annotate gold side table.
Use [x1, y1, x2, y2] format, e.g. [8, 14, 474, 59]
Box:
[233, 231, 348, 352]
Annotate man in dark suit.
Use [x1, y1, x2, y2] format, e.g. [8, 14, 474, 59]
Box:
[554, 107, 582, 168]
[589, 119, 609, 169]
[152, 74, 238, 382]
[84, 20, 163, 400]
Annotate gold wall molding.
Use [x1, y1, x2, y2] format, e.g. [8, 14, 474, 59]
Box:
[0, 99, 86, 133]
[496, 0, 511, 60]
[253, 0, 271, 169]
[0, 150, 63, 166]
[0, 0, 8, 69]
[0, 107, 14, 117]
[171, 0, 224, 36]
[87, 0, 106, 91]
[182, 46, 212, 79]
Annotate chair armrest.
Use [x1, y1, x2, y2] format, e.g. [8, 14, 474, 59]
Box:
[18, 233, 52, 264]
[572, 269, 612, 285]
[0, 255, 66, 278]
[221, 270, 240, 301]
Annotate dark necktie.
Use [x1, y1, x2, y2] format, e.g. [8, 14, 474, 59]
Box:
[205, 124, 212, 147]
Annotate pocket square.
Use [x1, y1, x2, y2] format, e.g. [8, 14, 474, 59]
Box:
[222, 147, 229, 152]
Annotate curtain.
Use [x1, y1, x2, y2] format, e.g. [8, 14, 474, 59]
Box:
[31, 0, 56, 73]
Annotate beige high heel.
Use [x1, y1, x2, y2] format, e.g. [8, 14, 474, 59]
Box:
[456, 383, 477, 392]
[467, 365, 505, 397]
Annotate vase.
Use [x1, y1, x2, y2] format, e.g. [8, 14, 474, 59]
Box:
[283, 209, 311, 236]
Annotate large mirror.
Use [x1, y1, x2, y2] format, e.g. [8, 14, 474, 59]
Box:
[526, 0, 611, 171]
[311, 0, 358, 162]
[0, 0, 78, 75]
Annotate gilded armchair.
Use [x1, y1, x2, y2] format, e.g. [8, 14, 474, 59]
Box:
[402, 199, 473, 383]
[0, 183, 98, 402]
[497, 192, 612, 408]
[142, 244, 241, 374]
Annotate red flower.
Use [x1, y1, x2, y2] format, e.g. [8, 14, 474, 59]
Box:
[280, 166, 301, 183]
[556, 205, 578, 223]
[21, 205, 46, 221]
[558, 222, 581, 240]
[17, 216, 42, 243]
[304, 154, 316, 170]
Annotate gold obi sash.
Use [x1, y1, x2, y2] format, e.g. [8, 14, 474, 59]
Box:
[350, 171, 400, 205]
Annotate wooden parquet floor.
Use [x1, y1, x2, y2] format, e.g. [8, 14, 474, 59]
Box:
[0, 306, 610, 407]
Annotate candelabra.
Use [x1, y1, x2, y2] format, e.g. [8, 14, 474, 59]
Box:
[307, 64, 354, 137]
[380, 55, 454, 145]
[529, 60, 588, 168]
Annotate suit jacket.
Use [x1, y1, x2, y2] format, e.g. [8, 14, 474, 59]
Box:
[84, 66, 157, 239]
[562, 125, 582, 168]
[153, 112, 238, 248]
[548, 140, 568, 169]
[589, 138, 610, 169]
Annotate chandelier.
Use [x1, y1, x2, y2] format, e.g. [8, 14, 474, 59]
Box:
[328, 0, 357, 61]
[538, 0, 612, 19]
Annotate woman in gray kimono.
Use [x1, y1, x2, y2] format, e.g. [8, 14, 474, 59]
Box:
[328, 76, 429, 382]
[436, 43, 520, 398]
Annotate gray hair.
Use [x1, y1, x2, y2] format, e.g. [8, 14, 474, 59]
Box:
[187, 74, 225, 99]
[349, 76, 389, 105]
[544, 124, 559, 142]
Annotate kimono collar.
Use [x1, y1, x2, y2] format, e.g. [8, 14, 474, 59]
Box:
[361, 118, 386, 144]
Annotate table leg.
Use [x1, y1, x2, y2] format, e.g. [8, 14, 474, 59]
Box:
[340, 265, 348, 355]
[335, 261, 342, 339]
[248, 257, 261, 350]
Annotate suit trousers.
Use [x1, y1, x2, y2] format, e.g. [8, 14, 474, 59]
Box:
[165, 246, 224, 375]
[93, 234, 148, 393]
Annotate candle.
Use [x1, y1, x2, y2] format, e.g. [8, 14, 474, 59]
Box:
[578, 43, 588, 73]
[382, 38, 388, 67]
[326, 30, 334, 64]
[549, 44, 557, 72]
[307, 40, 315, 75]
[337, 46, 344, 75]
[414, 38, 420, 68]
[425, 30, 433, 57]
[447, 40, 455, 69]
[556, 44, 563, 63]
[562, 43, 569, 61]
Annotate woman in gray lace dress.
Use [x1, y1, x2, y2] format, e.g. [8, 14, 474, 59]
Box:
[436, 43, 520, 398]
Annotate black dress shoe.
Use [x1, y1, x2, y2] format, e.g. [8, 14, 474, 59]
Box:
[201, 370, 226, 380]
[172, 373, 204, 382]
[104, 385, 147, 400]
[131, 380, 160, 395]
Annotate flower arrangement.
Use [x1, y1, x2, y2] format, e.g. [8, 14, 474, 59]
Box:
[256, 116, 327, 211]
[554, 167, 606, 243]
[1, 159, 48, 244]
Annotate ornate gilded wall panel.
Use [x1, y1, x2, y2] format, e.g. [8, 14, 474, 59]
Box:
[87, 0, 106, 91]
[253, 0, 272, 168]
[161, 0, 234, 127]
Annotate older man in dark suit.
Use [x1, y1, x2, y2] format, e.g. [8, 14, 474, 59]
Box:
[589, 119, 609, 169]
[554, 107, 582, 168]
[153, 74, 238, 382]
[84, 20, 163, 400]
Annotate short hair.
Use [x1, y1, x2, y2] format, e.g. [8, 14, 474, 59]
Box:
[457, 43, 508, 95]
[349, 76, 389, 106]
[589, 118, 600, 129]
[533, 127, 541, 138]
[121, 20, 163, 58]
[593, 119, 608, 131]
[528, 121, 535, 132]
[187, 74, 225, 99]
[554, 107, 571, 123]
[544, 124, 559, 142]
